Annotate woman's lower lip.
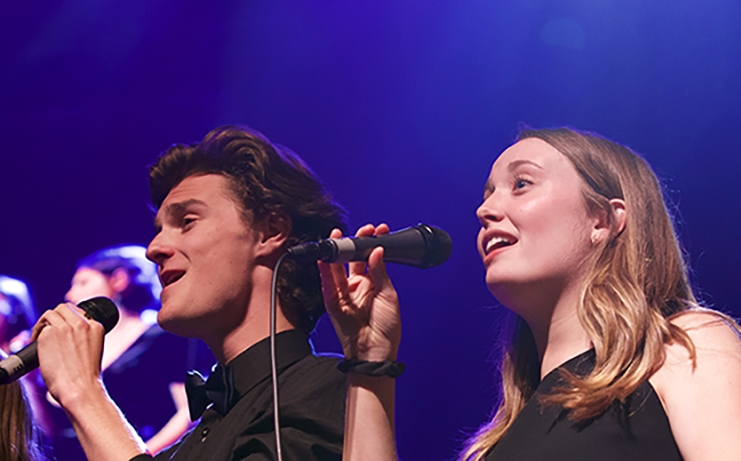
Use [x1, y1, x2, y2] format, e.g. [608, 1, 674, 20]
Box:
[483, 244, 512, 263]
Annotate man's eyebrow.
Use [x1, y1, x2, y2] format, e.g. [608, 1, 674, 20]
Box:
[507, 159, 543, 172]
[153, 199, 207, 229]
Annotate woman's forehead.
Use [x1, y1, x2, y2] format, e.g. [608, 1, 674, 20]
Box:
[490, 138, 567, 175]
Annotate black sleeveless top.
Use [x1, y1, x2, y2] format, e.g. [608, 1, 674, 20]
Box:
[486, 350, 683, 460]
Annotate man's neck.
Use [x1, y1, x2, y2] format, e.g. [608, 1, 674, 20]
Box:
[216, 313, 296, 365]
[206, 264, 302, 364]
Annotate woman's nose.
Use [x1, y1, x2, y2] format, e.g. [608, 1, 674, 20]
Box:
[476, 194, 503, 227]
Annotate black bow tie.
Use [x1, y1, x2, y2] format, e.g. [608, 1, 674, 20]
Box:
[185, 365, 236, 421]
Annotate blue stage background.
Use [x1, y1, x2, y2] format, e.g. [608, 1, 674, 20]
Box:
[2, 2, 739, 459]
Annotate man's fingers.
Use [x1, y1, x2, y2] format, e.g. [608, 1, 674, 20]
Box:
[56, 302, 87, 323]
[31, 309, 56, 341]
[33, 302, 106, 344]
[31, 303, 75, 339]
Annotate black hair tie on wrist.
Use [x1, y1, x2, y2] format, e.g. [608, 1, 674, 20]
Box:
[129, 455, 154, 461]
[337, 358, 406, 378]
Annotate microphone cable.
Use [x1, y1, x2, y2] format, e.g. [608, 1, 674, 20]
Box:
[269, 252, 289, 461]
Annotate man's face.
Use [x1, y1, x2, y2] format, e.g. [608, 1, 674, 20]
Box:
[147, 174, 260, 341]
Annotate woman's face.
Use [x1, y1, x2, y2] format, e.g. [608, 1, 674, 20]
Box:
[476, 138, 598, 306]
[65, 268, 115, 305]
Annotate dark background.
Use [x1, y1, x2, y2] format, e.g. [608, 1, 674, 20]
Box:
[2, 1, 739, 459]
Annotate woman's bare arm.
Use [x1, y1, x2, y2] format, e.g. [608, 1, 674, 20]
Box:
[318, 224, 401, 461]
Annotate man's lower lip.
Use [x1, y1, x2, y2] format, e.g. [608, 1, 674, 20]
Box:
[163, 276, 184, 289]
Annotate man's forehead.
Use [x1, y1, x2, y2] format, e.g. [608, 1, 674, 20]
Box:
[153, 174, 243, 225]
[164, 175, 229, 205]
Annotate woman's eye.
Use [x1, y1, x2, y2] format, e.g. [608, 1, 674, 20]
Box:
[514, 178, 530, 189]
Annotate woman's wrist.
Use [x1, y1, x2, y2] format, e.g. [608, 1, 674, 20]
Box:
[337, 358, 406, 378]
[343, 336, 399, 362]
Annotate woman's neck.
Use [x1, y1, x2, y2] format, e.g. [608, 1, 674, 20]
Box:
[101, 308, 150, 371]
[532, 309, 591, 380]
[513, 279, 592, 380]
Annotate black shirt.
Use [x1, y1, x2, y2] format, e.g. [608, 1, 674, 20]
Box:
[486, 350, 683, 461]
[151, 329, 345, 461]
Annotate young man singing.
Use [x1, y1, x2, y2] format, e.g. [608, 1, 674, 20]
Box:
[34, 126, 348, 460]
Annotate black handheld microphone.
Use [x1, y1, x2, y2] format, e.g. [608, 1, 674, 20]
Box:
[287, 223, 453, 269]
[0, 297, 119, 385]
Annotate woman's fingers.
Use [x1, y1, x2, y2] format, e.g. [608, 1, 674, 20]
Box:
[319, 228, 350, 314]
[320, 223, 396, 319]
[348, 224, 376, 277]
[367, 246, 391, 294]
[374, 223, 390, 236]
[319, 260, 349, 312]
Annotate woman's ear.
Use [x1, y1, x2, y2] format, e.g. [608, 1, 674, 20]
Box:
[591, 198, 627, 245]
[108, 267, 131, 295]
[609, 198, 627, 237]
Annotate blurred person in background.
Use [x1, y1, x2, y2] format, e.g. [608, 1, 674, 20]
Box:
[1, 348, 48, 461]
[50, 245, 210, 459]
[0, 275, 37, 355]
[1, 275, 53, 445]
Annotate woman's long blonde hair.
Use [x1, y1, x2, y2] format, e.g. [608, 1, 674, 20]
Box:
[462, 128, 730, 460]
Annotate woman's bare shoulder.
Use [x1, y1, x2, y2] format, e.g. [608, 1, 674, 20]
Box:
[650, 309, 741, 461]
[668, 309, 740, 355]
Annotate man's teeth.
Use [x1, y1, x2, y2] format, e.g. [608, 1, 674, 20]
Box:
[486, 236, 511, 253]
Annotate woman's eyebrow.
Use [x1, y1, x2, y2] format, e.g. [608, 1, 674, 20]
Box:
[507, 159, 543, 172]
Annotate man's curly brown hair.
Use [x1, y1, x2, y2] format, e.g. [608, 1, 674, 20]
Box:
[149, 126, 347, 333]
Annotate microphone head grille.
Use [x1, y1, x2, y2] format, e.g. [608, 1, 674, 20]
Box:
[416, 224, 453, 269]
[78, 297, 120, 333]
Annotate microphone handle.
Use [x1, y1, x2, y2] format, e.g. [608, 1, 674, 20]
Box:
[0, 297, 117, 385]
[329, 227, 428, 265]
[0, 342, 37, 384]
[287, 223, 452, 269]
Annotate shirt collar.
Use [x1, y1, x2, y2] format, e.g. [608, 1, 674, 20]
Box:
[217, 329, 313, 410]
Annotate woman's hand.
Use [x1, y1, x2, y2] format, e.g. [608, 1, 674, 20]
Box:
[318, 223, 401, 361]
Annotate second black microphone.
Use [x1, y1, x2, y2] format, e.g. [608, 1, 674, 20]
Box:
[286, 223, 452, 269]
